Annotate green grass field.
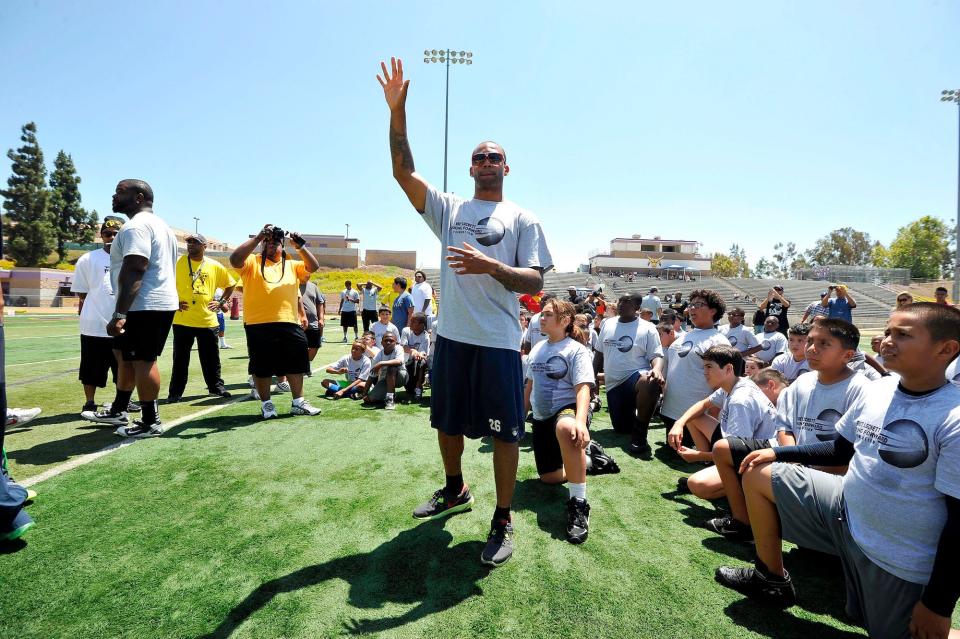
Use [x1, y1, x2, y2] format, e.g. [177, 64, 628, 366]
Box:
[0, 317, 952, 638]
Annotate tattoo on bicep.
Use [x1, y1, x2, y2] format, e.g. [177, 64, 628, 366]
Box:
[389, 127, 415, 172]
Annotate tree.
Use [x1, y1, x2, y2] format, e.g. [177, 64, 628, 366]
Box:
[887, 215, 953, 279]
[804, 227, 874, 266]
[49, 151, 96, 261]
[772, 242, 808, 278]
[0, 122, 55, 265]
[753, 257, 778, 279]
[871, 241, 891, 268]
[711, 244, 750, 278]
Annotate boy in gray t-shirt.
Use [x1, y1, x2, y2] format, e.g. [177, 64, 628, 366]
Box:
[716, 306, 960, 638]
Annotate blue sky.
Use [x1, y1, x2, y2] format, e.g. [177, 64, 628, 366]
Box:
[1, 1, 957, 271]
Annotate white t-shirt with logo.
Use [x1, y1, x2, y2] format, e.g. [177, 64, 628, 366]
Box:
[372, 320, 400, 347]
[110, 211, 178, 312]
[754, 331, 788, 364]
[660, 328, 730, 420]
[72, 249, 114, 337]
[372, 345, 406, 367]
[707, 377, 778, 439]
[588, 327, 600, 352]
[774, 370, 868, 445]
[423, 186, 553, 351]
[836, 377, 960, 584]
[401, 327, 429, 355]
[410, 281, 434, 316]
[720, 323, 760, 353]
[770, 353, 812, 382]
[525, 337, 595, 420]
[597, 316, 663, 391]
[340, 288, 360, 313]
[330, 354, 372, 382]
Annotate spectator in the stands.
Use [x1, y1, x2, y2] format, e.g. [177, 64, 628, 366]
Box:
[759, 286, 790, 337]
[826, 284, 856, 323]
[895, 291, 913, 310]
[567, 286, 584, 305]
[934, 286, 951, 305]
[799, 290, 830, 324]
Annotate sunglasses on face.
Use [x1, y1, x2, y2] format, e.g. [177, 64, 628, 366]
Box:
[471, 152, 505, 165]
[101, 231, 117, 238]
[688, 302, 708, 309]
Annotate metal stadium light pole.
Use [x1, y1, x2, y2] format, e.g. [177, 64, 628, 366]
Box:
[942, 89, 960, 305]
[424, 49, 473, 192]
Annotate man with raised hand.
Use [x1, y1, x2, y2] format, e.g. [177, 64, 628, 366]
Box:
[378, 57, 553, 568]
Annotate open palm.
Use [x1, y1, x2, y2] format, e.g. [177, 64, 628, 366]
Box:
[377, 57, 409, 110]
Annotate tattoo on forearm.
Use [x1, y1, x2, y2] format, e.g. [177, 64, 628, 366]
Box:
[490, 263, 543, 294]
[389, 126, 415, 172]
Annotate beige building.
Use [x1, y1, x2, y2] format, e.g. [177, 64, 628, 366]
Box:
[589, 235, 711, 275]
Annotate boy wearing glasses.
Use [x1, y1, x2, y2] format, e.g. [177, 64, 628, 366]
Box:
[72, 217, 126, 415]
[379, 57, 553, 567]
[720, 307, 760, 354]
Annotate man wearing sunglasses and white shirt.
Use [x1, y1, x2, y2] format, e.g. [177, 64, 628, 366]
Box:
[379, 57, 553, 568]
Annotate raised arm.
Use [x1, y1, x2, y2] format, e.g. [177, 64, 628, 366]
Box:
[230, 225, 269, 269]
[378, 57, 430, 213]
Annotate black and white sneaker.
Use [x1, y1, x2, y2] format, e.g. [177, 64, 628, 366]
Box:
[81, 409, 129, 426]
[628, 437, 652, 459]
[565, 497, 590, 545]
[480, 519, 514, 567]
[715, 564, 796, 607]
[413, 487, 474, 520]
[705, 515, 753, 542]
[81, 401, 97, 415]
[585, 440, 620, 475]
[114, 420, 164, 438]
[127, 401, 141, 413]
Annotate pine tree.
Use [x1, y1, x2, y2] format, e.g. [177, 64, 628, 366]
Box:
[50, 150, 95, 260]
[0, 122, 56, 265]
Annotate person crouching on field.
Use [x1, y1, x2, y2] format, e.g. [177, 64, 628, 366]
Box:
[322, 340, 372, 400]
[401, 313, 430, 400]
[229, 224, 321, 419]
[524, 298, 596, 544]
[362, 331, 406, 410]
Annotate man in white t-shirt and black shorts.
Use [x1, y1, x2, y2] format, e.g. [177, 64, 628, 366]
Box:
[379, 57, 553, 567]
[85, 180, 178, 438]
[72, 216, 126, 415]
[338, 281, 360, 343]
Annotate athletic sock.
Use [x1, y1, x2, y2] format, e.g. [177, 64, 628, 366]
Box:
[568, 482, 587, 501]
[493, 505, 511, 523]
[386, 392, 394, 401]
[142, 400, 159, 424]
[444, 474, 464, 497]
[292, 396, 305, 407]
[111, 389, 133, 415]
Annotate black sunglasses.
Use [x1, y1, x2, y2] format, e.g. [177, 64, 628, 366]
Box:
[472, 152, 505, 165]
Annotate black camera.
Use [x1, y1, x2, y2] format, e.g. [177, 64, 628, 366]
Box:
[268, 226, 286, 243]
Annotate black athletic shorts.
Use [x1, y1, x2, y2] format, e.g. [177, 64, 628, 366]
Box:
[340, 311, 358, 329]
[531, 403, 591, 475]
[245, 322, 309, 378]
[79, 335, 118, 387]
[113, 310, 175, 362]
[305, 327, 322, 349]
[726, 436, 773, 474]
[430, 335, 524, 443]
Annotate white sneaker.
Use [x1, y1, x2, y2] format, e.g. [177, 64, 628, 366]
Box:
[414, 388, 423, 399]
[82, 409, 129, 426]
[220, 342, 233, 350]
[249, 388, 260, 400]
[290, 399, 321, 416]
[275, 381, 291, 393]
[385, 397, 396, 411]
[261, 401, 278, 420]
[248, 375, 256, 388]
[6, 407, 41, 427]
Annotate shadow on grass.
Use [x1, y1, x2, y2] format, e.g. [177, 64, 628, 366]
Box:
[513, 477, 567, 541]
[7, 425, 116, 466]
[6, 411, 85, 432]
[200, 518, 488, 638]
[723, 598, 863, 639]
[0, 538, 27, 554]
[166, 413, 264, 440]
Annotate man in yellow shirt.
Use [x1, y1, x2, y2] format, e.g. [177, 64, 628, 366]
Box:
[168, 233, 237, 402]
[230, 224, 322, 419]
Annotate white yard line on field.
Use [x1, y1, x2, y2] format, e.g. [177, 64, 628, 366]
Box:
[20, 397, 244, 487]
[7, 356, 81, 367]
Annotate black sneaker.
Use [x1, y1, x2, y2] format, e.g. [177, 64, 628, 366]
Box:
[127, 401, 141, 413]
[565, 497, 590, 545]
[715, 564, 796, 607]
[166, 396, 183, 404]
[480, 519, 514, 567]
[209, 388, 232, 398]
[412, 487, 475, 521]
[628, 438, 652, 458]
[677, 477, 691, 494]
[114, 420, 164, 438]
[81, 408, 129, 426]
[585, 441, 620, 475]
[705, 515, 753, 542]
[81, 401, 97, 414]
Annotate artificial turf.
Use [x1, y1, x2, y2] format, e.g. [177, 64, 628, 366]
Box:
[1, 316, 950, 638]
